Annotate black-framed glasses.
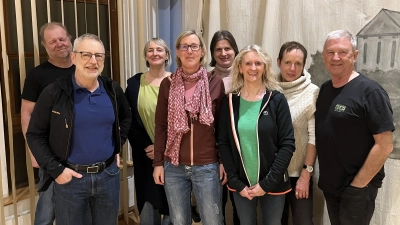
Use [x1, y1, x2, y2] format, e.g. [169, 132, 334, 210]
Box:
[74, 51, 106, 61]
[179, 44, 201, 51]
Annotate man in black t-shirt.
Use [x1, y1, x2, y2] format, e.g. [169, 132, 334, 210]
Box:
[21, 22, 74, 225]
[315, 30, 394, 225]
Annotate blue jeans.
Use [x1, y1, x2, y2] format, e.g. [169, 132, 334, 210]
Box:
[281, 177, 313, 225]
[164, 161, 223, 225]
[324, 184, 378, 225]
[34, 168, 55, 225]
[53, 161, 120, 225]
[140, 201, 172, 225]
[233, 192, 285, 225]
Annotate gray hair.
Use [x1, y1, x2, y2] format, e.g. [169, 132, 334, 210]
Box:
[324, 30, 357, 51]
[73, 33, 104, 52]
[143, 38, 172, 68]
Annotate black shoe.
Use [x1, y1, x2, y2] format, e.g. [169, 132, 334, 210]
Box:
[191, 206, 201, 223]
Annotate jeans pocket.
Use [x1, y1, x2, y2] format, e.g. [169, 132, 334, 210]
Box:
[204, 163, 220, 176]
[55, 176, 74, 186]
[164, 161, 171, 170]
[342, 185, 366, 199]
[105, 162, 120, 176]
[341, 185, 367, 214]
[340, 185, 375, 225]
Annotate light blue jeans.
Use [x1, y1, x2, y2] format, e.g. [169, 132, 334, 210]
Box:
[233, 192, 285, 225]
[34, 168, 55, 225]
[53, 161, 120, 225]
[164, 161, 223, 225]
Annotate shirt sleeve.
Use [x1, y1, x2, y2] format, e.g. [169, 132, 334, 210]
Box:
[21, 70, 40, 102]
[365, 88, 395, 134]
[307, 115, 316, 145]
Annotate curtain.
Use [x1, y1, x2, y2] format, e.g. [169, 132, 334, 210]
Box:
[201, 1, 400, 224]
[158, 0, 182, 73]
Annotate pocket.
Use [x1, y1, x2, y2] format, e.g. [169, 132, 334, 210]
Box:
[55, 176, 74, 186]
[340, 185, 375, 224]
[105, 162, 120, 176]
[164, 161, 170, 170]
[205, 163, 219, 175]
[341, 185, 368, 212]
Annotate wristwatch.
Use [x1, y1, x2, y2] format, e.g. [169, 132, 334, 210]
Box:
[303, 164, 314, 173]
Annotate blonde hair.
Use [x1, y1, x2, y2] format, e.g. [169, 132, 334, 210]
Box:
[40, 22, 72, 46]
[175, 30, 207, 67]
[230, 45, 280, 93]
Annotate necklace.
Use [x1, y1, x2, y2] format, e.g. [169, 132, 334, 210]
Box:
[241, 85, 266, 102]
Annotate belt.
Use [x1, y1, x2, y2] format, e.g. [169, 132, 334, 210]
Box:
[66, 156, 114, 173]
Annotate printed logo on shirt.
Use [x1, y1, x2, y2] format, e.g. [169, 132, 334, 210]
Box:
[334, 104, 346, 113]
[263, 110, 269, 116]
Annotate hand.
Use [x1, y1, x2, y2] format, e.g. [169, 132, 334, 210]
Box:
[29, 151, 39, 168]
[219, 164, 228, 185]
[239, 186, 253, 200]
[55, 168, 82, 184]
[115, 154, 120, 167]
[145, 145, 155, 160]
[295, 170, 311, 199]
[248, 183, 266, 197]
[153, 166, 164, 185]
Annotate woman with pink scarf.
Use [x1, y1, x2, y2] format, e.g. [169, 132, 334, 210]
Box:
[153, 30, 226, 225]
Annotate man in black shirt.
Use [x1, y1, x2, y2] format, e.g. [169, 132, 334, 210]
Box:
[315, 30, 395, 225]
[21, 22, 74, 225]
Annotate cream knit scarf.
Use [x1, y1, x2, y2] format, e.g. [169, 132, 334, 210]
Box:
[278, 70, 319, 177]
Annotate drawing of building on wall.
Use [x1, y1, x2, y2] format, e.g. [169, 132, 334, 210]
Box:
[356, 9, 400, 72]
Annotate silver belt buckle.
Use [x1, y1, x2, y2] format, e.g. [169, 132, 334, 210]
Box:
[87, 165, 99, 173]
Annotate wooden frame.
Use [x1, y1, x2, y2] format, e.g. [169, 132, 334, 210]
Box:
[55, 0, 108, 5]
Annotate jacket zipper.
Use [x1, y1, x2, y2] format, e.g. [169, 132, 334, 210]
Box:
[65, 96, 74, 160]
[255, 98, 270, 184]
[111, 83, 121, 153]
[228, 93, 252, 185]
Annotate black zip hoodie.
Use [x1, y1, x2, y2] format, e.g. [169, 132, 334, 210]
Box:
[218, 90, 295, 194]
[26, 73, 132, 191]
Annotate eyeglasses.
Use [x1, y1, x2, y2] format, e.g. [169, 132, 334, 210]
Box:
[74, 51, 106, 61]
[179, 44, 201, 51]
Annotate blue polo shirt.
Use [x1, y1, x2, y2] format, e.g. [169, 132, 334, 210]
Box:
[68, 75, 115, 165]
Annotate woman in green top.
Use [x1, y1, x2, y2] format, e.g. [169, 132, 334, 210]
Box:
[125, 38, 172, 225]
[218, 45, 295, 225]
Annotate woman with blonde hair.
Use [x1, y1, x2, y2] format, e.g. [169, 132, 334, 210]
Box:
[218, 45, 295, 224]
[153, 30, 225, 225]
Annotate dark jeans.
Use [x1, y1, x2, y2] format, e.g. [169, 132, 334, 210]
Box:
[323, 184, 378, 225]
[281, 177, 313, 225]
[222, 185, 240, 225]
[233, 192, 285, 225]
[53, 161, 120, 225]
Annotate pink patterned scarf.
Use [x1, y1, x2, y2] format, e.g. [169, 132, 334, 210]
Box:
[165, 66, 214, 166]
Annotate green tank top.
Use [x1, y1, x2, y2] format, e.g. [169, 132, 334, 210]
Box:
[138, 74, 159, 142]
